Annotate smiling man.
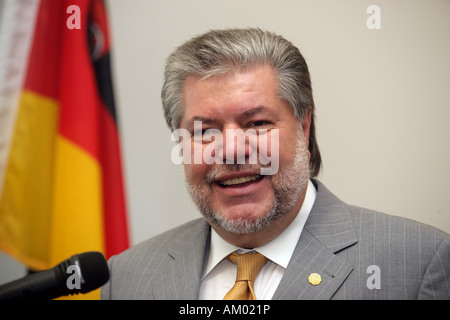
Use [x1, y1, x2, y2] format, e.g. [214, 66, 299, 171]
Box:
[101, 28, 450, 300]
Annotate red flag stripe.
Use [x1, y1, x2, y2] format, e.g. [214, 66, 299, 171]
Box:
[100, 105, 129, 257]
[23, 0, 63, 99]
[58, 0, 102, 160]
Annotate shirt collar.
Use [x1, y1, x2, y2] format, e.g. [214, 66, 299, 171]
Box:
[202, 180, 317, 279]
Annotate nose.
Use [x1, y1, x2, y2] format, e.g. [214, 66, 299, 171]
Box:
[221, 125, 257, 165]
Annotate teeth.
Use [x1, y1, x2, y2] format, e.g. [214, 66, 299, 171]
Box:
[220, 175, 260, 186]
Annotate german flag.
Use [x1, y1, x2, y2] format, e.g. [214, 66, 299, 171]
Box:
[0, 0, 129, 299]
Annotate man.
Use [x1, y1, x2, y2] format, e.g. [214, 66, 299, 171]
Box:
[101, 28, 450, 300]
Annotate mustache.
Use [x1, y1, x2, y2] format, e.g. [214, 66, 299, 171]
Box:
[204, 163, 271, 184]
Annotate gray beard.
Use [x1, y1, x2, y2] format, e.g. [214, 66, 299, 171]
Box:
[184, 131, 310, 235]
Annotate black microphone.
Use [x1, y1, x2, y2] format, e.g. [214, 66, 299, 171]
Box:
[0, 251, 110, 300]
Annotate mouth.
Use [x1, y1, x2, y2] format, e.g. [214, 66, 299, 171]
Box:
[215, 174, 264, 188]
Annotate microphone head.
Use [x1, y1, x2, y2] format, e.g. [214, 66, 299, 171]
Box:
[0, 251, 110, 300]
[68, 251, 110, 294]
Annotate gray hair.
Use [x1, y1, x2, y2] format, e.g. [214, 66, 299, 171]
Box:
[161, 28, 322, 177]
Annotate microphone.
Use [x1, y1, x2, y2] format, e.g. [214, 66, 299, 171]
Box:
[0, 251, 110, 300]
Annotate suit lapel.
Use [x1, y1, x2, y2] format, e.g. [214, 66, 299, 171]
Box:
[272, 229, 355, 299]
[273, 180, 358, 300]
[151, 219, 210, 299]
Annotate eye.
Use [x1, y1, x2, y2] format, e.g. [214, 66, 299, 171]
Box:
[249, 120, 271, 128]
[193, 128, 219, 143]
[193, 129, 207, 136]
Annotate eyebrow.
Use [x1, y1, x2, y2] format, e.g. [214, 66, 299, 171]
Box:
[191, 116, 216, 123]
[239, 106, 266, 118]
[186, 106, 268, 128]
[183, 116, 216, 130]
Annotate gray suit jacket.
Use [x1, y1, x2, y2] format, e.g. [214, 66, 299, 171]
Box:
[101, 180, 450, 299]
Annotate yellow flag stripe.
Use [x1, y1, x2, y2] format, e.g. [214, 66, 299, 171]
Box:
[50, 135, 105, 300]
[0, 91, 105, 278]
[0, 91, 58, 270]
[50, 135, 105, 265]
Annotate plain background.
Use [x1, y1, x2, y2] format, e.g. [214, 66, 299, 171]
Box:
[1, 0, 449, 285]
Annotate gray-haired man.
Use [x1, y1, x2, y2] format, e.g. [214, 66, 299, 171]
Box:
[101, 28, 450, 300]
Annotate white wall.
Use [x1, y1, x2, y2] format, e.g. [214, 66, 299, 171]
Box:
[1, 0, 449, 284]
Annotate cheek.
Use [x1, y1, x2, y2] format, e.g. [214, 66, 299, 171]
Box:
[275, 130, 299, 164]
[256, 130, 280, 175]
[183, 163, 208, 185]
[278, 139, 295, 165]
[182, 139, 208, 180]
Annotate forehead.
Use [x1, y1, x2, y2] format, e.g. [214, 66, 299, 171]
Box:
[181, 65, 282, 123]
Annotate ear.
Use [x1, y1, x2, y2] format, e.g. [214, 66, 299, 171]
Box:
[301, 107, 312, 148]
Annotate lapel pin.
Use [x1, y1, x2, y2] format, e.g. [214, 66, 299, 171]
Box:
[308, 273, 321, 286]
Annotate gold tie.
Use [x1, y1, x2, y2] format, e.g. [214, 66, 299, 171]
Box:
[223, 252, 268, 300]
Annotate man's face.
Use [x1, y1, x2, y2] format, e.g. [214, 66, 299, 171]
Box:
[180, 65, 311, 235]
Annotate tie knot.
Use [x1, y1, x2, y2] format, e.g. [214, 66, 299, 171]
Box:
[226, 252, 268, 282]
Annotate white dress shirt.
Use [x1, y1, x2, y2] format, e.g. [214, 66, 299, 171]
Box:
[198, 180, 317, 300]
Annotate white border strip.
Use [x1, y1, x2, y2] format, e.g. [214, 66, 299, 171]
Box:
[0, 0, 40, 195]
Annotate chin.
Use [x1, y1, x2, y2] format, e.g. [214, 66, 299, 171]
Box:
[204, 201, 282, 235]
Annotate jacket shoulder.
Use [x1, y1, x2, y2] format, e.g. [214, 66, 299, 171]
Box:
[101, 218, 209, 299]
[349, 204, 448, 245]
[312, 180, 449, 299]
